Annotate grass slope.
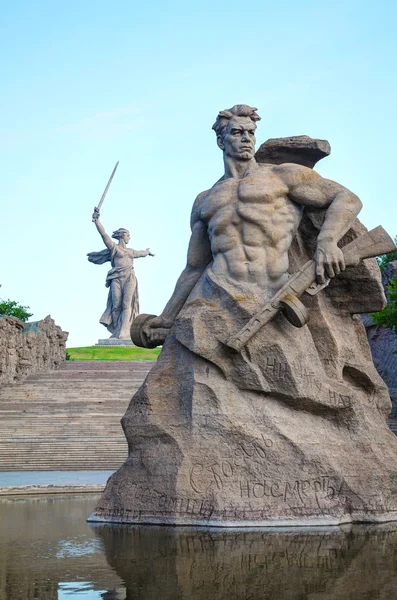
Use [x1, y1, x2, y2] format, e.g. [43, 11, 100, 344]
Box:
[66, 346, 160, 361]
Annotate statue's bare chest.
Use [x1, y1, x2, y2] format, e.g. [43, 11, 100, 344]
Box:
[112, 246, 134, 267]
[200, 169, 291, 224]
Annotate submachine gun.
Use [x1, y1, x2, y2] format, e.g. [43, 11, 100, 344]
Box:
[226, 225, 396, 352]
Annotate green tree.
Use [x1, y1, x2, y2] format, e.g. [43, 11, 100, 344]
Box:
[371, 278, 397, 336]
[0, 286, 33, 322]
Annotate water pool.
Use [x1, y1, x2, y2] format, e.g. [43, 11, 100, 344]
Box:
[1, 494, 397, 599]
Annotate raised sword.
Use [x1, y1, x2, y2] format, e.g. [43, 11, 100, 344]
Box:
[92, 160, 119, 221]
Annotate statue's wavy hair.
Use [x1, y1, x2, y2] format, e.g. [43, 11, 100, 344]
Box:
[212, 104, 261, 140]
[112, 228, 130, 240]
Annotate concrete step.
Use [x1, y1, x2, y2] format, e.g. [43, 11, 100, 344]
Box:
[0, 360, 154, 471]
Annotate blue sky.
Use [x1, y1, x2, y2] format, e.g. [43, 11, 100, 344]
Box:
[1, 0, 396, 347]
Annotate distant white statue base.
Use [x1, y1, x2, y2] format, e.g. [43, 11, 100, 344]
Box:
[96, 339, 135, 347]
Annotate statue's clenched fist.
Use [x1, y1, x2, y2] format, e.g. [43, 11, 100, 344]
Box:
[130, 313, 173, 348]
[143, 316, 173, 344]
[315, 239, 346, 284]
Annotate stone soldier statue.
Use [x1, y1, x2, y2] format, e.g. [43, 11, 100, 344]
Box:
[141, 105, 363, 343]
[87, 208, 154, 340]
[89, 105, 397, 527]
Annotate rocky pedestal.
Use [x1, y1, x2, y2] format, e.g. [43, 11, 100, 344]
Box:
[88, 130, 397, 527]
[89, 321, 397, 526]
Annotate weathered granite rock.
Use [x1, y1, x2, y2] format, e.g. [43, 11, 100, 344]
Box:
[364, 261, 397, 416]
[0, 315, 68, 385]
[89, 105, 397, 527]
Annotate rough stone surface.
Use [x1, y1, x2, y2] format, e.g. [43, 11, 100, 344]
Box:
[89, 106, 397, 527]
[363, 261, 397, 416]
[0, 315, 68, 385]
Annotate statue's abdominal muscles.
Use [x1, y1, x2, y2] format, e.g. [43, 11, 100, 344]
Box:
[202, 172, 302, 290]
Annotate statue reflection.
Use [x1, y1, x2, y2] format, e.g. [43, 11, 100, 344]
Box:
[91, 523, 397, 600]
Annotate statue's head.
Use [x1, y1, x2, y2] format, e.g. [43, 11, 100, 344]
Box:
[212, 104, 261, 161]
[112, 228, 130, 244]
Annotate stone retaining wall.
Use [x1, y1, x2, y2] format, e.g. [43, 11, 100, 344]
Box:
[0, 315, 68, 385]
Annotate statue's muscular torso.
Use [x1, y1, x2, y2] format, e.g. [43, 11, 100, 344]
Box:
[198, 162, 302, 296]
[144, 156, 359, 341]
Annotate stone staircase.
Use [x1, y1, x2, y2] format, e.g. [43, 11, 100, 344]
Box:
[0, 361, 154, 471]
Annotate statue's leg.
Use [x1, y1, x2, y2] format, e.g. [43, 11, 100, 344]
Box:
[118, 276, 136, 339]
[110, 279, 122, 338]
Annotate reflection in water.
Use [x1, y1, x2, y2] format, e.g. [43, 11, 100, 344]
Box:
[58, 582, 107, 599]
[1, 495, 397, 599]
[92, 523, 397, 600]
[0, 495, 124, 599]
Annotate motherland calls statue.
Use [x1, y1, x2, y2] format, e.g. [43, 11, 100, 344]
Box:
[87, 209, 154, 340]
[89, 105, 397, 526]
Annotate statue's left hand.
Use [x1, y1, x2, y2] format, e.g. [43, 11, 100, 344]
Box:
[144, 316, 172, 340]
[315, 240, 345, 284]
[147, 248, 155, 257]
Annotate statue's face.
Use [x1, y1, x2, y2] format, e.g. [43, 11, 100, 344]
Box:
[123, 232, 130, 244]
[219, 116, 256, 160]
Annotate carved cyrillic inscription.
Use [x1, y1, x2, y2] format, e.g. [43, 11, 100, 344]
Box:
[263, 358, 355, 404]
[265, 357, 287, 380]
[240, 476, 341, 508]
[328, 390, 352, 408]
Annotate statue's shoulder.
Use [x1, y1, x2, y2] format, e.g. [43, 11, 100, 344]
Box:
[271, 161, 316, 177]
[263, 162, 320, 189]
[190, 189, 210, 229]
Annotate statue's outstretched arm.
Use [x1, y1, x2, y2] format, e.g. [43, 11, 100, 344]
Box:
[92, 210, 114, 251]
[133, 249, 154, 258]
[278, 164, 362, 283]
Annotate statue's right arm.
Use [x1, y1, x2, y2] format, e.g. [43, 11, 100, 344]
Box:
[144, 193, 212, 338]
[161, 218, 212, 321]
[94, 217, 114, 251]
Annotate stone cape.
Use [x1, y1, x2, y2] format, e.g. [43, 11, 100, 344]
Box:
[88, 138, 397, 527]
